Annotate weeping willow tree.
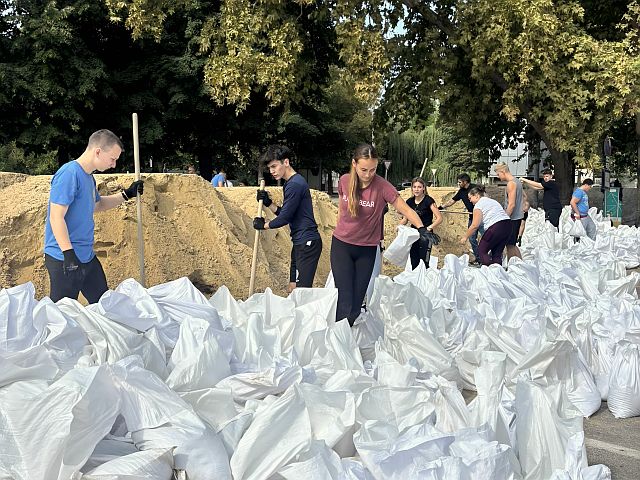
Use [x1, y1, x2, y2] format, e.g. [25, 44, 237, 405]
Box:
[384, 118, 488, 186]
[386, 126, 439, 184]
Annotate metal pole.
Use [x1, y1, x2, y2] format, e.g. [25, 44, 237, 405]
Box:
[132, 113, 146, 287]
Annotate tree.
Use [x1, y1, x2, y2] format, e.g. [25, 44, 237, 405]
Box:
[107, 0, 640, 203]
[381, 0, 640, 201]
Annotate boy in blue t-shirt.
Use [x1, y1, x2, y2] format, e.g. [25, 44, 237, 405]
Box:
[44, 129, 144, 303]
[570, 178, 596, 240]
[211, 169, 227, 187]
[253, 145, 322, 291]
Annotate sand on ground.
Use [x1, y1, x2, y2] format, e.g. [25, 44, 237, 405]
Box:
[0, 172, 469, 299]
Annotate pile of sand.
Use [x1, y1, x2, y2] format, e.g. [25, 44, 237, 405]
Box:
[0, 173, 469, 299]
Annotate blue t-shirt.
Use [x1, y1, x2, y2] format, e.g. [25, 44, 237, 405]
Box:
[44, 161, 100, 263]
[268, 173, 320, 245]
[211, 173, 225, 187]
[572, 188, 589, 215]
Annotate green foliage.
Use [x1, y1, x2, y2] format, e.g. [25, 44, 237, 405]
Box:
[0, 142, 58, 174]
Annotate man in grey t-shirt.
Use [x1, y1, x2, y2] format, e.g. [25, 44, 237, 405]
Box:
[495, 162, 523, 260]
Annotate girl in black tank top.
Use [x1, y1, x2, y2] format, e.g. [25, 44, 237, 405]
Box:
[399, 177, 443, 268]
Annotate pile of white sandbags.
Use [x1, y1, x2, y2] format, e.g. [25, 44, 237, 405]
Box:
[2, 249, 637, 479]
[521, 207, 640, 268]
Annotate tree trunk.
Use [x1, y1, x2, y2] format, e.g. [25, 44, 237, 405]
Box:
[548, 146, 574, 204]
[636, 112, 640, 226]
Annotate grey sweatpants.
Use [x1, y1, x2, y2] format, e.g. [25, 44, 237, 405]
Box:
[581, 216, 597, 240]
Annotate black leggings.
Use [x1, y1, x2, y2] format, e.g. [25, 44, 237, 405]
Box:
[45, 254, 108, 304]
[330, 236, 377, 325]
[409, 238, 432, 270]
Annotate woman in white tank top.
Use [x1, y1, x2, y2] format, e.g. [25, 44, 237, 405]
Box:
[459, 185, 512, 266]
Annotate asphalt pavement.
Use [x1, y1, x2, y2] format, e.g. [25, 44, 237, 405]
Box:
[584, 404, 640, 479]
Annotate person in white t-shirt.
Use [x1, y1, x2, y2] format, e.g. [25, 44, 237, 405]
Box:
[459, 185, 511, 266]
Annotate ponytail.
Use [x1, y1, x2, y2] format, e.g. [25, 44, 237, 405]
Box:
[347, 162, 360, 217]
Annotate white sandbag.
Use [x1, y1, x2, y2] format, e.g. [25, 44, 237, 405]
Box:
[112, 357, 231, 480]
[112, 278, 178, 348]
[548, 431, 611, 480]
[92, 290, 159, 332]
[383, 225, 419, 267]
[513, 337, 601, 418]
[277, 440, 347, 479]
[165, 316, 233, 392]
[0, 345, 59, 387]
[216, 360, 303, 403]
[81, 438, 139, 472]
[230, 385, 312, 480]
[82, 448, 173, 479]
[592, 337, 615, 400]
[148, 277, 224, 331]
[304, 320, 364, 372]
[567, 219, 587, 238]
[35, 297, 90, 374]
[515, 378, 586, 480]
[210, 285, 248, 327]
[382, 313, 459, 384]
[607, 342, 640, 418]
[374, 342, 417, 387]
[354, 421, 452, 479]
[0, 365, 121, 480]
[0, 282, 41, 352]
[57, 298, 168, 379]
[288, 287, 339, 364]
[356, 385, 436, 432]
[366, 245, 382, 302]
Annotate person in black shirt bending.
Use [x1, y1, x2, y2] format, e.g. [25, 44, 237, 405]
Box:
[440, 173, 483, 264]
[254, 145, 322, 291]
[399, 177, 442, 269]
[520, 168, 562, 229]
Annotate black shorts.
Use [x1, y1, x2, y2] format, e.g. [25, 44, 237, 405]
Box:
[506, 219, 522, 246]
[44, 254, 108, 304]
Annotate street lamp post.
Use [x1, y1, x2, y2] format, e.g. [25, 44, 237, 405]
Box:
[384, 160, 392, 181]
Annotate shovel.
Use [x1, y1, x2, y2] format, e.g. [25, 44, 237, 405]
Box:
[248, 179, 266, 297]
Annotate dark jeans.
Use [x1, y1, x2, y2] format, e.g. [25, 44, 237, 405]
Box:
[467, 216, 484, 259]
[330, 236, 377, 325]
[546, 208, 561, 229]
[289, 238, 322, 287]
[44, 254, 108, 304]
[478, 220, 512, 266]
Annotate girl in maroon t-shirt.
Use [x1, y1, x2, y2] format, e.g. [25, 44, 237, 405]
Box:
[331, 144, 431, 325]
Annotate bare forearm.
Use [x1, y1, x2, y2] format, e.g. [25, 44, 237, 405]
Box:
[95, 193, 126, 212]
[50, 216, 72, 251]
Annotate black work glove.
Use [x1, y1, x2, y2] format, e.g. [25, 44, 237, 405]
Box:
[62, 248, 83, 284]
[253, 217, 266, 230]
[256, 189, 272, 207]
[425, 230, 441, 245]
[418, 227, 441, 248]
[123, 180, 144, 200]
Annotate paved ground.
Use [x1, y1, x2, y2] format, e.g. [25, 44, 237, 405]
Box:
[584, 404, 640, 479]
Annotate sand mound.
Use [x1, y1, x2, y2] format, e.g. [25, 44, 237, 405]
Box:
[0, 173, 468, 299]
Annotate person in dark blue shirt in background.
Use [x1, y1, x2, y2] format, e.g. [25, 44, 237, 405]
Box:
[253, 145, 322, 291]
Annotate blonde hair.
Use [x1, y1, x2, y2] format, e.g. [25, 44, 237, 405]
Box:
[348, 144, 378, 217]
[494, 162, 510, 174]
